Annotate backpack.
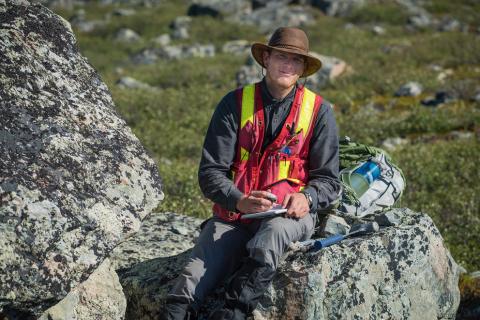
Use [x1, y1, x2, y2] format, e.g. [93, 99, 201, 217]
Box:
[334, 136, 406, 218]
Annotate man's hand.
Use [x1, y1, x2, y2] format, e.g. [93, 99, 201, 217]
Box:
[282, 193, 310, 218]
[236, 190, 275, 214]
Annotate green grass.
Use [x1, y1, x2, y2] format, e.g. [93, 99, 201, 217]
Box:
[53, 1, 480, 271]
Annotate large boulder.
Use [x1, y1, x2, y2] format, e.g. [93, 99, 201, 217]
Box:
[0, 0, 163, 317]
[39, 258, 126, 320]
[118, 208, 460, 319]
[111, 212, 202, 271]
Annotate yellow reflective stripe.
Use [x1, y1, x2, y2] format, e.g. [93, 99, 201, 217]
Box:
[241, 84, 255, 129]
[240, 147, 249, 162]
[278, 160, 291, 180]
[296, 88, 316, 135]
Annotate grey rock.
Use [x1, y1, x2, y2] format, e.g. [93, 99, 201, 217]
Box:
[0, 1, 163, 316]
[152, 34, 171, 46]
[318, 214, 350, 236]
[116, 77, 152, 90]
[39, 259, 126, 320]
[114, 28, 141, 43]
[186, 43, 215, 58]
[236, 64, 263, 87]
[69, 9, 105, 33]
[234, 3, 314, 33]
[408, 14, 432, 29]
[170, 15, 192, 29]
[158, 44, 216, 60]
[438, 17, 461, 32]
[374, 211, 402, 227]
[472, 91, 480, 102]
[187, 0, 251, 18]
[372, 25, 386, 35]
[222, 39, 250, 55]
[395, 81, 423, 97]
[421, 91, 457, 107]
[112, 8, 136, 16]
[119, 209, 460, 319]
[111, 212, 202, 270]
[172, 27, 189, 40]
[131, 48, 161, 64]
[470, 271, 480, 279]
[311, 0, 366, 17]
[381, 137, 409, 151]
[306, 53, 349, 90]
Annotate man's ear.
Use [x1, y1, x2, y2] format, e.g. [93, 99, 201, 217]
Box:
[262, 51, 270, 68]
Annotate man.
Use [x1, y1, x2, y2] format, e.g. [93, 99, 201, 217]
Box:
[163, 27, 341, 320]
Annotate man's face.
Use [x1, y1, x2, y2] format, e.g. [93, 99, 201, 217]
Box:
[263, 49, 305, 90]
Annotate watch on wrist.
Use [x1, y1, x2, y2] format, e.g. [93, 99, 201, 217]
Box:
[301, 190, 313, 209]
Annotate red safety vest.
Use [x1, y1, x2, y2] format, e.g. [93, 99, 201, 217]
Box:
[213, 82, 323, 222]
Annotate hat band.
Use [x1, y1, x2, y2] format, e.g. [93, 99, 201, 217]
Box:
[269, 43, 308, 55]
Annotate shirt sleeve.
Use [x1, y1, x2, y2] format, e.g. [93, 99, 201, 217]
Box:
[198, 91, 244, 212]
[302, 100, 342, 212]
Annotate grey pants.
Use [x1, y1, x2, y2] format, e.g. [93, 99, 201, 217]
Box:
[167, 213, 316, 307]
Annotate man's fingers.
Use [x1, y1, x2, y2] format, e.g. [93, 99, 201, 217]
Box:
[249, 196, 272, 207]
[282, 193, 292, 208]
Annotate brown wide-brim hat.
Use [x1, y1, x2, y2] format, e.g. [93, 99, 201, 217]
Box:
[251, 27, 322, 77]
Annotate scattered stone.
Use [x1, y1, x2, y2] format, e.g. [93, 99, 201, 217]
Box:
[152, 34, 171, 46]
[160, 44, 216, 59]
[395, 81, 423, 97]
[185, 43, 215, 58]
[68, 8, 104, 33]
[449, 131, 473, 140]
[372, 25, 386, 35]
[112, 8, 136, 16]
[437, 69, 453, 82]
[39, 259, 126, 320]
[234, 3, 314, 32]
[252, 0, 292, 10]
[408, 13, 432, 29]
[116, 76, 152, 90]
[428, 64, 443, 72]
[172, 27, 189, 40]
[318, 214, 350, 237]
[170, 16, 192, 40]
[312, 0, 366, 17]
[170, 15, 192, 29]
[110, 212, 202, 271]
[187, 0, 252, 18]
[472, 91, 480, 102]
[306, 53, 349, 90]
[470, 271, 480, 279]
[131, 48, 161, 64]
[114, 28, 141, 43]
[344, 22, 356, 30]
[236, 59, 262, 87]
[0, 1, 163, 316]
[438, 17, 461, 32]
[222, 39, 250, 55]
[118, 209, 461, 319]
[421, 91, 457, 107]
[381, 137, 408, 151]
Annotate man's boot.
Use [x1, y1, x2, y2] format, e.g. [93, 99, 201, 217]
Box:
[208, 257, 276, 319]
[160, 296, 196, 320]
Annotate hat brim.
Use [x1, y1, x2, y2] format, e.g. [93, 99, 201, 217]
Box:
[251, 43, 322, 77]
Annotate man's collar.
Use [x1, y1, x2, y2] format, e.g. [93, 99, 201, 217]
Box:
[260, 78, 296, 105]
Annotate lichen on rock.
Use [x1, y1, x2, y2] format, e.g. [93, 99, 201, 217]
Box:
[0, 0, 163, 316]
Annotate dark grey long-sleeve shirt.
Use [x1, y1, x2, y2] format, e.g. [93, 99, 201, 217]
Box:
[198, 79, 341, 213]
